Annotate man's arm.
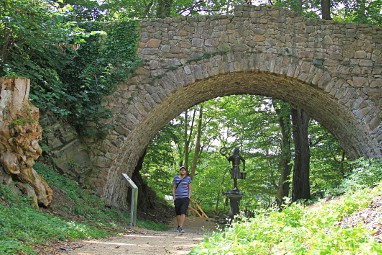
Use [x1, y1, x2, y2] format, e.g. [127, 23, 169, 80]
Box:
[188, 183, 192, 198]
[172, 184, 176, 200]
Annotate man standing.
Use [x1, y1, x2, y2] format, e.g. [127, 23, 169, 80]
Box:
[172, 166, 192, 233]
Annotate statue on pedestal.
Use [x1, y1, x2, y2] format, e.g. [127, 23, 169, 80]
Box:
[220, 147, 246, 220]
[228, 147, 246, 191]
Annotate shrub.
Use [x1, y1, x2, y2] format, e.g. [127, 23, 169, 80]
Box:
[191, 182, 382, 254]
[340, 159, 382, 191]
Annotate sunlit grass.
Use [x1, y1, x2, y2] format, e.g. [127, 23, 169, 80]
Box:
[191, 183, 382, 255]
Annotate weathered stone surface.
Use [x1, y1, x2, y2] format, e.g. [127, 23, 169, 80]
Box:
[145, 39, 161, 48]
[0, 78, 52, 207]
[39, 115, 98, 188]
[65, 5, 382, 209]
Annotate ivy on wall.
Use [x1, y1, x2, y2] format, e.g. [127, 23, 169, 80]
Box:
[59, 20, 141, 138]
[1, 0, 141, 139]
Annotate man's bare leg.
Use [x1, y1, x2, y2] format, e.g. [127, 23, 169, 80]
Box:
[176, 215, 181, 228]
[179, 214, 186, 228]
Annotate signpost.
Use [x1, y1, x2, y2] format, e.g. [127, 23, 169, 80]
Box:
[122, 173, 138, 226]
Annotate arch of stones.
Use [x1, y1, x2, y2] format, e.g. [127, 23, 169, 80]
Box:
[87, 5, 382, 208]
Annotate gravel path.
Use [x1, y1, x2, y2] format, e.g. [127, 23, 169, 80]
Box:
[55, 217, 218, 255]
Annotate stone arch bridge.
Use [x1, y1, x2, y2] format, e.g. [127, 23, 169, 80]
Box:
[86, 5, 382, 208]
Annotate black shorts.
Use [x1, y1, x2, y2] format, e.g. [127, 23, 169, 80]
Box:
[174, 197, 189, 215]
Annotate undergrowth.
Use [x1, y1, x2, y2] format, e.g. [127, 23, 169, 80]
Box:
[191, 185, 382, 254]
[0, 163, 168, 255]
[191, 160, 382, 255]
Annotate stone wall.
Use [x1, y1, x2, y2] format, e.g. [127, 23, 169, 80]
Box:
[39, 117, 94, 189]
[0, 78, 52, 207]
[2, 6, 379, 210]
[87, 6, 381, 208]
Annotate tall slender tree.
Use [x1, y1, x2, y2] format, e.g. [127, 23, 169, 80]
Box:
[321, 0, 332, 20]
[291, 108, 311, 201]
[190, 105, 204, 179]
[274, 101, 293, 205]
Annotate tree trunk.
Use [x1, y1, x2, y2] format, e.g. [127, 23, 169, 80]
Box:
[131, 149, 172, 222]
[156, 0, 173, 18]
[0, 78, 52, 207]
[132, 149, 153, 211]
[183, 110, 189, 168]
[190, 105, 203, 179]
[321, 0, 332, 20]
[183, 109, 197, 169]
[291, 108, 311, 201]
[274, 102, 292, 205]
[291, 0, 303, 15]
[215, 169, 228, 213]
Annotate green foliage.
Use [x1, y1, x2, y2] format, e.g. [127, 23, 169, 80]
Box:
[101, 0, 251, 18]
[142, 122, 182, 199]
[0, 183, 104, 255]
[0, 0, 81, 117]
[334, 0, 382, 25]
[0, 163, 168, 254]
[1, 0, 141, 139]
[35, 162, 166, 230]
[191, 154, 232, 214]
[35, 162, 125, 223]
[55, 0, 108, 22]
[339, 159, 382, 192]
[59, 20, 141, 138]
[143, 95, 348, 215]
[308, 120, 349, 195]
[191, 182, 382, 255]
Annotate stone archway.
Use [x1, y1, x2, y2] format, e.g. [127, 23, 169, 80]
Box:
[87, 5, 382, 208]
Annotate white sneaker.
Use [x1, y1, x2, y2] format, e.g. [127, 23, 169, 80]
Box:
[179, 228, 185, 233]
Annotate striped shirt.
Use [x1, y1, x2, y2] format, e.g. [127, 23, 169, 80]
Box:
[172, 176, 192, 198]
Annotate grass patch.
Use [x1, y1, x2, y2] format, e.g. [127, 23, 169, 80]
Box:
[0, 163, 168, 254]
[0, 184, 102, 255]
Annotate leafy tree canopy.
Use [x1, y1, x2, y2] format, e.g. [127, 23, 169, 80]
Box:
[1, 0, 140, 138]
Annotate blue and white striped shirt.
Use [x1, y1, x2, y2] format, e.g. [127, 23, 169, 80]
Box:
[172, 176, 192, 198]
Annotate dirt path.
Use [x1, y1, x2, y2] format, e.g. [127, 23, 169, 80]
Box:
[56, 217, 219, 255]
